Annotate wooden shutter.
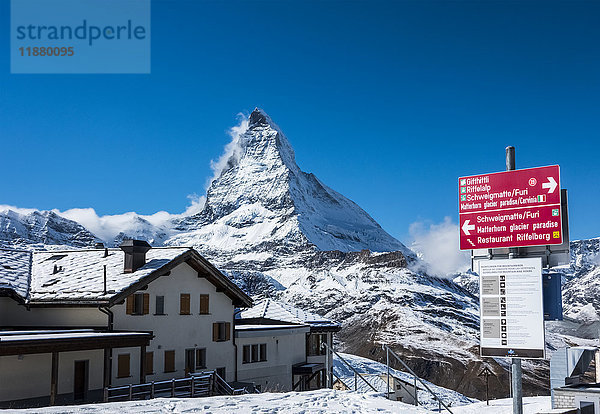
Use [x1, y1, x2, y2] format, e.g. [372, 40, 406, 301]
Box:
[145, 351, 154, 374]
[180, 294, 190, 315]
[117, 354, 130, 378]
[212, 323, 219, 342]
[199, 294, 209, 314]
[143, 293, 150, 315]
[126, 295, 134, 315]
[164, 350, 175, 373]
[225, 322, 231, 341]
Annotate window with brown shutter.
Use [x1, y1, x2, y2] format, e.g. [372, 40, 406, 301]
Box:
[199, 294, 209, 314]
[126, 295, 134, 315]
[128, 293, 145, 315]
[143, 293, 150, 315]
[212, 323, 219, 341]
[145, 351, 154, 374]
[180, 293, 190, 315]
[213, 322, 229, 342]
[117, 354, 130, 378]
[164, 350, 175, 373]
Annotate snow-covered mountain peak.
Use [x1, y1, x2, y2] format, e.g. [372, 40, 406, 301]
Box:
[169, 109, 411, 256]
[234, 107, 299, 174]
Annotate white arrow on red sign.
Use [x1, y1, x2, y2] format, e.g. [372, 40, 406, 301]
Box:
[542, 177, 557, 194]
[462, 220, 476, 236]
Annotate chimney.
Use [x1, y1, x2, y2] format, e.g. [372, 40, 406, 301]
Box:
[119, 240, 152, 273]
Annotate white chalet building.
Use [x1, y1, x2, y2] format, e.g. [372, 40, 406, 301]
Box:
[0, 241, 342, 408]
[0, 241, 252, 408]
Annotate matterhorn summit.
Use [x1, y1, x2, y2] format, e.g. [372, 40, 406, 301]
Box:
[168, 108, 411, 257]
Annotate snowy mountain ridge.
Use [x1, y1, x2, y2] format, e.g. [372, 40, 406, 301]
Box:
[1, 108, 410, 260]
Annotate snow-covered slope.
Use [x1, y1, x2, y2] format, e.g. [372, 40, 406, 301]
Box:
[333, 352, 477, 409]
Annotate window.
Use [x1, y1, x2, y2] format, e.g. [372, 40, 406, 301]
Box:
[117, 354, 130, 378]
[180, 293, 191, 315]
[259, 343, 267, 361]
[251, 344, 259, 362]
[164, 350, 176, 373]
[212, 322, 230, 342]
[185, 349, 195, 375]
[196, 348, 206, 370]
[155, 296, 165, 315]
[216, 367, 226, 380]
[145, 352, 154, 375]
[126, 293, 149, 315]
[243, 344, 266, 363]
[242, 345, 250, 364]
[307, 333, 326, 356]
[199, 294, 209, 314]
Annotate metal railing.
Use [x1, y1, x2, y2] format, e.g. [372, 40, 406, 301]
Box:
[322, 342, 380, 393]
[383, 344, 453, 413]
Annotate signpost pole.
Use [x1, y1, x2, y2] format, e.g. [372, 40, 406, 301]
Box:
[506, 146, 523, 414]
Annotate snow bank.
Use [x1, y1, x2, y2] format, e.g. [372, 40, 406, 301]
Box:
[6, 393, 550, 413]
[7, 390, 428, 413]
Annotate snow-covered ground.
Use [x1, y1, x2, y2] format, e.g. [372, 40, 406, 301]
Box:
[4, 392, 550, 413]
[334, 352, 478, 409]
[6, 391, 426, 413]
[452, 396, 550, 413]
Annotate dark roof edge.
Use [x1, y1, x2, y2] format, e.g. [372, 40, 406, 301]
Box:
[189, 250, 253, 307]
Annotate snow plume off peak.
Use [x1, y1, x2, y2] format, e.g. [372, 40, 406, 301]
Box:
[208, 112, 250, 188]
[410, 217, 470, 277]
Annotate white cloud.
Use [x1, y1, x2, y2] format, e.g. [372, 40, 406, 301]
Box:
[0, 205, 39, 215]
[409, 217, 470, 277]
[0, 112, 250, 244]
[207, 112, 249, 188]
[0, 194, 206, 244]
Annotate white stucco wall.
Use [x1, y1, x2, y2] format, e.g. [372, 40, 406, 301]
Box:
[0, 350, 103, 403]
[235, 326, 309, 391]
[111, 262, 237, 384]
[0, 297, 106, 327]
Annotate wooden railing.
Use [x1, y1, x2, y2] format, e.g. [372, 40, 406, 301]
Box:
[103, 370, 250, 403]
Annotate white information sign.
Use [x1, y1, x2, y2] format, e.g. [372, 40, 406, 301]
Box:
[478, 257, 545, 359]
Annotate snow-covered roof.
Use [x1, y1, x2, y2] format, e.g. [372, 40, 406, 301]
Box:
[237, 298, 340, 329]
[0, 247, 252, 307]
[235, 324, 308, 331]
[0, 249, 32, 299]
[0, 329, 151, 342]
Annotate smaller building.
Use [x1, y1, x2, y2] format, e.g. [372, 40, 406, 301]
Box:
[333, 373, 418, 404]
[236, 299, 341, 392]
[235, 324, 309, 392]
[551, 346, 600, 413]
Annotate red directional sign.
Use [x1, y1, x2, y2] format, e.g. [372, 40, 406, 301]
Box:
[459, 165, 561, 250]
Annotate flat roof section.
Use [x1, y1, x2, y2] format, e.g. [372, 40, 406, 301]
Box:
[0, 329, 152, 356]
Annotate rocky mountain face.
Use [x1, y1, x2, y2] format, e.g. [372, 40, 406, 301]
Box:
[1, 109, 599, 400]
[0, 209, 99, 248]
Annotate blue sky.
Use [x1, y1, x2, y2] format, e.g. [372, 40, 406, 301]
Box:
[1, 0, 599, 243]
